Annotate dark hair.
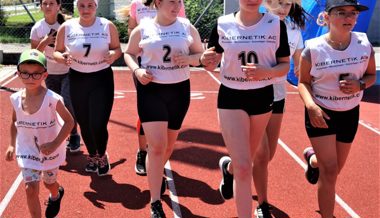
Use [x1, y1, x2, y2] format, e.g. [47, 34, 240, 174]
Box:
[288, 3, 311, 29]
[39, 0, 65, 24]
[143, 0, 154, 7]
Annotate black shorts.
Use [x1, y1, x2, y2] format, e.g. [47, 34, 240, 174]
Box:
[217, 84, 273, 115]
[135, 78, 190, 130]
[305, 105, 359, 143]
[272, 99, 285, 114]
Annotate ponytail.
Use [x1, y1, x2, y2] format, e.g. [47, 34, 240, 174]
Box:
[57, 12, 65, 24]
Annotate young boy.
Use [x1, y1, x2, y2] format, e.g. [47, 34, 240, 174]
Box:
[5, 49, 74, 218]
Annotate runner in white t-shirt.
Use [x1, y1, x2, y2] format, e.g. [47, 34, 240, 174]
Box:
[251, 1, 308, 217]
[298, 0, 376, 217]
[30, 0, 81, 153]
[119, 0, 187, 177]
[124, 0, 203, 216]
[54, 0, 122, 177]
[5, 49, 74, 218]
[200, 0, 290, 217]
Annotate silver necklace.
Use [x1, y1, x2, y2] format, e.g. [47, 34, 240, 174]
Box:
[325, 36, 349, 50]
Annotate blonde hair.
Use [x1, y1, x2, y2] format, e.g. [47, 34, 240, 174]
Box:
[115, 4, 131, 20]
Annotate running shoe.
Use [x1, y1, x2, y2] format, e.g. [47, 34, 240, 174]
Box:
[218, 156, 233, 200]
[256, 202, 273, 218]
[68, 134, 81, 153]
[45, 186, 64, 218]
[303, 147, 319, 184]
[98, 153, 111, 176]
[150, 200, 166, 218]
[135, 149, 147, 176]
[85, 155, 98, 173]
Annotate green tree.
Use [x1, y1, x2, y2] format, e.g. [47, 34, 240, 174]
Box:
[184, 0, 223, 40]
[0, 3, 7, 26]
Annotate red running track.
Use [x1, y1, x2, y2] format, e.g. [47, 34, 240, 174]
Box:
[0, 69, 379, 218]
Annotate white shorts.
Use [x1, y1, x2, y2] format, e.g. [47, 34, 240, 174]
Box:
[21, 168, 59, 184]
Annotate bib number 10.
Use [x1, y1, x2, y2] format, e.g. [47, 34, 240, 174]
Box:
[238, 51, 258, 66]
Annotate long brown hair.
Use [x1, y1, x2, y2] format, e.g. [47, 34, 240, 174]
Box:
[40, 0, 65, 24]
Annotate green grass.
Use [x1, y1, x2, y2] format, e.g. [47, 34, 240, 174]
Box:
[6, 11, 44, 24]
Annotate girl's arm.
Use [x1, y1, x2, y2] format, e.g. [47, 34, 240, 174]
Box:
[298, 54, 329, 128]
[53, 24, 71, 65]
[5, 110, 17, 161]
[293, 48, 302, 78]
[105, 21, 122, 64]
[172, 25, 204, 67]
[39, 100, 74, 155]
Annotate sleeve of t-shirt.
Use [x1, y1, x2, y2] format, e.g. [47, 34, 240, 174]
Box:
[296, 30, 304, 50]
[276, 20, 290, 58]
[30, 24, 39, 40]
[178, 0, 186, 18]
[301, 46, 311, 62]
[129, 1, 137, 19]
[207, 22, 224, 53]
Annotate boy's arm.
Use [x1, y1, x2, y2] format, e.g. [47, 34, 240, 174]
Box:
[6, 110, 17, 161]
[40, 100, 74, 155]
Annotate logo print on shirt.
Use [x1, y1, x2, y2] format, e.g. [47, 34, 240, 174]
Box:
[357, 40, 362, 44]
[34, 136, 40, 153]
[268, 19, 273, 23]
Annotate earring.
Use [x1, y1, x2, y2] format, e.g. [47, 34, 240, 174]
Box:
[316, 12, 327, 26]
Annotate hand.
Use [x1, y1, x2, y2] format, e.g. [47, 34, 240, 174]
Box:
[306, 104, 330, 128]
[62, 52, 72, 66]
[5, 146, 15, 161]
[134, 68, 153, 85]
[104, 50, 116, 64]
[43, 30, 56, 47]
[172, 52, 190, 66]
[39, 142, 57, 155]
[200, 47, 217, 66]
[243, 63, 271, 81]
[339, 79, 360, 94]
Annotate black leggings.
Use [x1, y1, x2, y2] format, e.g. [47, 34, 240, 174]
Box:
[69, 67, 114, 156]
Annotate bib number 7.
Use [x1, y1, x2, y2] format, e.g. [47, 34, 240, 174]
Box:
[83, 43, 91, 57]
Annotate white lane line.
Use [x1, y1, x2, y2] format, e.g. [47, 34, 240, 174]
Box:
[359, 120, 380, 135]
[164, 161, 182, 218]
[0, 172, 23, 217]
[278, 140, 361, 218]
[205, 70, 361, 218]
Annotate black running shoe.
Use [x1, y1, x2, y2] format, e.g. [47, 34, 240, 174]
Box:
[85, 155, 98, 173]
[98, 153, 111, 176]
[150, 200, 166, 218]
[256, 202, 273, 218]
[68, 134, 81, 153]
[218, 156, 233, 200]
[161, 177, 167, 196]
[135, 149, 147, 176]
[45, 186, 64, 218]
[303, 147, 319, 184]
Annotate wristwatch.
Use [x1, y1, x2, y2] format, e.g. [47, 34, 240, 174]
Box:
[359, 79, 366, 90]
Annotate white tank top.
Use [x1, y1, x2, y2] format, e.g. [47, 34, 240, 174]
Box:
[10, 90, 66, 170]
[64, 17, 111, 73]
[30, 19, 69, 75]
[217, 13, 281, 90]
[273, 20, 304, 101]
[139, 17, 193, 84]
[129, 0, 186, 24]
[306, 32, 371, 111]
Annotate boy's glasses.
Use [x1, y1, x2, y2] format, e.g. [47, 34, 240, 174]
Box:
[18, 71, 46, 80]
[331, 11, 359, 19]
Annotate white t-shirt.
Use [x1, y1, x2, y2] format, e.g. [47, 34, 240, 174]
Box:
[139, 17, 193, 84]
[304, 32, 371, 111]
[215, 13, 288, 90]
[30, 19, 69, 75]
[129, 0, 186, 24]
[273, 20, 304, 101]
[64, 17, 111, 73]
[10, 89, 66, 171]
